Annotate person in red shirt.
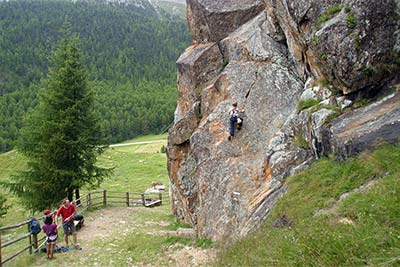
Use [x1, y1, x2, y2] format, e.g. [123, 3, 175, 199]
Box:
[55, 199, 81, 250]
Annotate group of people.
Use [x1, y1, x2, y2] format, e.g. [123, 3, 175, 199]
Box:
[42, 199, 81, 260]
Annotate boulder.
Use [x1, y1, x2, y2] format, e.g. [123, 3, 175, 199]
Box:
[176, 43, 224, 117]
[187, 0, 265, 43]
[169, 102, 200, 146]
[328, 91, 400, 159]
[312, 0, 399, 93]
[266, 0, 400, 94]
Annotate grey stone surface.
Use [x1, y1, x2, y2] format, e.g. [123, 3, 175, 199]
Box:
[311, 108, 336, 158]
[169, 102, 200, 146]
[267, 0, 399, 94]
[175, 43, 223, 117]
[328, 91, 400, 159]
[187, 0, 265, 42]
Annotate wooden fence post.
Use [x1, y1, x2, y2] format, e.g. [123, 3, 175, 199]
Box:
[28, 234, 32, 254]
[141, 193, 145, 206]
[88, 193, 92, 210]
[126, 192, 130, 207]
[32, 234, 38, 251]
[103, 190, 107, 207]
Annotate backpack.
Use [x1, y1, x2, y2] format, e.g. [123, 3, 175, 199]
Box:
[73, 214, 84, 230]
[29, 217, 41, 235]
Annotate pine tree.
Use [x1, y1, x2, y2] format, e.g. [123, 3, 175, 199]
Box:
[5, 24, 111, 211]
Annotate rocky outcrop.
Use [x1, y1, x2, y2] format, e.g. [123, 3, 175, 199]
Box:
[267, 0, 399, 94]
[327, 92, 400, 159]
[187, 0, 265, 43]
[168, 0, 400, 241]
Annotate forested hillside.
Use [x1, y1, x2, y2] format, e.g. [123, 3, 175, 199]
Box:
[0, 0, 191, 152]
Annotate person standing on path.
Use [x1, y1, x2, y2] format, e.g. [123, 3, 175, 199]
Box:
[55, 199, 82, 250]
[42, 215, 58, 259]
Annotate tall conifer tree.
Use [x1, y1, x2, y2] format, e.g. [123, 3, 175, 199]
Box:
[6, 23, 110, 211]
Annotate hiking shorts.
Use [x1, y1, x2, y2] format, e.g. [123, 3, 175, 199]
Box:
[47, 234, 58, 244]
[62, 221, 76, 235]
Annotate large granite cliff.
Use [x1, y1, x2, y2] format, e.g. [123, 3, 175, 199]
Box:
[168, 0, 400, 241]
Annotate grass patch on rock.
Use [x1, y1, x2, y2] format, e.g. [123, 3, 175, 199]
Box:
[297, 98, 320, 112]
[292, 134, 309, 150]
[317, 5, 342, 28]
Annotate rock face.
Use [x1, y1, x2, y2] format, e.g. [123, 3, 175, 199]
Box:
[168, 0, 400, 241]
[328, 92, 400, 160]
[268, 0, 399, 94]
[187, 0, 265, 43]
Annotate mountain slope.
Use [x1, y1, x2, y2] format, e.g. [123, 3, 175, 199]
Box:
[0, 0, 191, 151]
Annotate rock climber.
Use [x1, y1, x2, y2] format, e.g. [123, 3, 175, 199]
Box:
[228, 101, 244, 141]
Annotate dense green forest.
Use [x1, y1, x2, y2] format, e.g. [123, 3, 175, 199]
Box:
[0, 0, 191, 152]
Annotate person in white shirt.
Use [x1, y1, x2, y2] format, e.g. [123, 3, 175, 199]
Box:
[228, 102, 244, 141]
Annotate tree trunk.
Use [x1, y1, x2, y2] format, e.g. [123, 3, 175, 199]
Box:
[75, 187, 81, 206]
[67, 188, 73, 202]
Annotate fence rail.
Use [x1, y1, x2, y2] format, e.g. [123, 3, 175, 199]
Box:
[0, 190, 168, 266]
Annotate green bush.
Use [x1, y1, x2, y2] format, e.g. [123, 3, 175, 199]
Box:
[317, 13, 330, 27]
[347, 13, 356, 29]
[317, 5, 342, 27]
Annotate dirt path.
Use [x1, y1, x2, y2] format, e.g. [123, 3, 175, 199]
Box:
[33, 206, 217, 267]
[109, 140, 165, 148]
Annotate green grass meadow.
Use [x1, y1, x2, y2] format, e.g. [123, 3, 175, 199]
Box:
[0, 134, 169, 225]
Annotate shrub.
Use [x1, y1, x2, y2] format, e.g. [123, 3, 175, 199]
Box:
[346, 13, 356, 29]
[327, 5, 342, 16]
[312, 34, 318, 46]
[317, 5, 342, 27]
[160, 145, 167, 153]
[354, 35, 361, 49]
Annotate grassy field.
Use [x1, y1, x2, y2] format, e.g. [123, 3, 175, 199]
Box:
[215, 144, 400, 267]
[0, 134, 169, 225]
[0, 134, 217, 267]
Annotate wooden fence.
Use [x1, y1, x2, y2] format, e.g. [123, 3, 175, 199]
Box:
[0, 190, 168, 266]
